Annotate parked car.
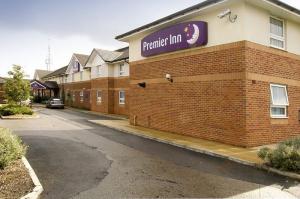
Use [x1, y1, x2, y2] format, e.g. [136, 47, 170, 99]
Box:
[46, 98, 64, 109]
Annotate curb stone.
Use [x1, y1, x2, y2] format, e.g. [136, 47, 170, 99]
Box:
[66, 107, 127, 120]
[0, 114, 39, 120]
[21, 157, 43, 199]
[89, 120, 300, 181]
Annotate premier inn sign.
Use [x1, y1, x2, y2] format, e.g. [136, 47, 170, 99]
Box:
[141, 21, 208, 57]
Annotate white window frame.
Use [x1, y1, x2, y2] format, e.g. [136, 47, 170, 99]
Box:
[80, 90, 84, 102]
[96, 90, 102, 104]
[71, 73, 75, 82]
[270, 84, 289, 119]
[119, 90, 125, 105]
[270, 17, 285, 50]
[65, 76, 68, 83]
[119, 63, 125, 76]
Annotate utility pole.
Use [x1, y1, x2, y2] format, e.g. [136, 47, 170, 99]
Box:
[45, 39, 52, 71]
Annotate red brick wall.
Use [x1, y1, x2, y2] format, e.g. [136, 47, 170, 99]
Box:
[129, 41, 300, 147]
[90, 77, 129, 116]
[129, 42, 248, 146]
[244, 44, 300, 146]
[64, 81, 91, 110]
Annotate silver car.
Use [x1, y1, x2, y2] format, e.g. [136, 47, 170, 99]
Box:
[46, 98, 64, 109]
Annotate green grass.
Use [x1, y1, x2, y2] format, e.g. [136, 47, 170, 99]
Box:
[0, 128, 27, 169]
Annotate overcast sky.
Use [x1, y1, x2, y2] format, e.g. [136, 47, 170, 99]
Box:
[0, 0, 299, 78]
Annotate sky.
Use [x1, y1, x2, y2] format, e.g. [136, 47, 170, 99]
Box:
[0, 0, 299, 78]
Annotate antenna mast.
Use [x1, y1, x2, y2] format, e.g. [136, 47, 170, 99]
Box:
[45, 39, 52, 71]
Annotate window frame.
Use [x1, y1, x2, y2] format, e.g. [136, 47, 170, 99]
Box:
[119, 63, 125, 76]
[119, 90, 125, 105]
[96, 90, 102, 104]
[80, 90, 84, 102]
[270, 84, 289, 119]
[269, 16, 285, 50]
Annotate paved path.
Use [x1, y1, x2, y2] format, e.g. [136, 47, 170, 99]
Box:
[0, 108, 299, 199]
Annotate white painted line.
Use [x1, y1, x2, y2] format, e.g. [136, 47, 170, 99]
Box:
[21, 157, 44, 199]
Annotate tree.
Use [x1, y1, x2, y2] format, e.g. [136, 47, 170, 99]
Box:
[4, 65, 30, 105]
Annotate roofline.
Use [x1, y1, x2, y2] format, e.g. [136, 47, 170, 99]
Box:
[115, 0, 300, 40]
[43, 66, 68, 79]
[115, 0, 225, 40]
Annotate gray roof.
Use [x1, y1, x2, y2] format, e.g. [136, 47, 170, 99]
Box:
[95, 49, 122, 62]
[93, 47, 129, 63]
[114, 47, 129, 62]
[116, 0, 300, 40]
[43, 66, 68, 79]
[35, 69, 53, 79]
[44, 81, 59, 89]
[74, 54, 89, 66]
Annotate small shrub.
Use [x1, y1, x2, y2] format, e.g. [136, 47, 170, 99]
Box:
[0, 128, 27, 169]
[0, 105, 33, 116]
[258, 137, 300, 173]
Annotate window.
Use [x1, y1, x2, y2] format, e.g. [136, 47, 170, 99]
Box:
[80, 91, 84, 102]
[119, 63, 125, 76]
[270, 84, 289, 118]
[270, 17, 285, 49]
[72, 93, 75, 102]
[96, 90, 102, 104]
[65, 76, 68, 83]
[80, 71, 83, 81]
[119, 91, 125, 105]
[71, 73, 75, 82]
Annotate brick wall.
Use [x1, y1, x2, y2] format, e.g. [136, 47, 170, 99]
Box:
[129, 42, 248, 146]
[245, 44, 300, 146]
[129, 41, 300, 147]
[90, 77, 129, 116]
[64, 81, 91, 110]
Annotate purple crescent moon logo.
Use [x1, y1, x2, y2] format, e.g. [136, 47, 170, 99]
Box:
[141, 21, 208, 57]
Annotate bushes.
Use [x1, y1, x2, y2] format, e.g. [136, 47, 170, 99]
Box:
[0, 128, 27, 169]
[258, 137, 300, 173]
[0, 105, 33, 116]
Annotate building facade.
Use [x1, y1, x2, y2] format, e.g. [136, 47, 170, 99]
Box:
[38, 48, 130, 115]
[116, 0, 300, 147]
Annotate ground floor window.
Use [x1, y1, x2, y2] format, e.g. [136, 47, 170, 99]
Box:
[270, 84, 289, 118]
[72, 93, 75, 102]
[80, 91, 84, 102]
[97, 90, 102, 104]
[119, 90, 125, 105]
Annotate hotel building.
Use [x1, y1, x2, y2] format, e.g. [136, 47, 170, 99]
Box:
[116, 0, 300, 147]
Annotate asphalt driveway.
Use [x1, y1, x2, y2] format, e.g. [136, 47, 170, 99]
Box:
[0, 107, 299, 199]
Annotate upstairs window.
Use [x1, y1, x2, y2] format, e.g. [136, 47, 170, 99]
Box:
[270, 84, 289, 118]
[96, 90, 102, 104]
[270, 17, 285, 50]
[119, 63, 125, 76]
[119, 91, 125, 105]
[71, 73, 75, 82]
